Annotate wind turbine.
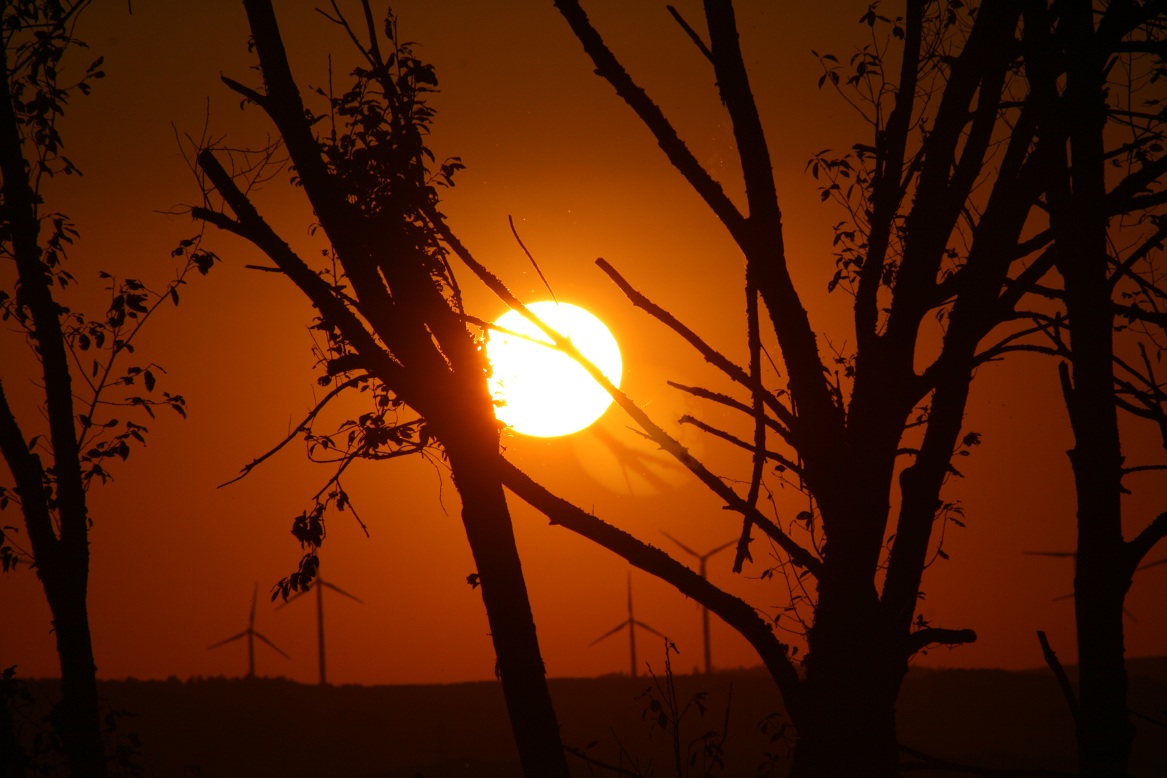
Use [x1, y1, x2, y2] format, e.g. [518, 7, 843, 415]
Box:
[590, 572, 665, 678]
[277, 567, 363, 686]
[661, 531, 735, 674]
[208, 583, 289, 678]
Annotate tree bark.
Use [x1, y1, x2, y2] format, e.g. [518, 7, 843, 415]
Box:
[440, 429, 570, 777]
[44, 577, 107, 778]
[791, 556, 902, 777]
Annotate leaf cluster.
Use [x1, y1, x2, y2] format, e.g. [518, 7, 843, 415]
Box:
[311, 7, 463, 296]
[1, 0, 103, 183]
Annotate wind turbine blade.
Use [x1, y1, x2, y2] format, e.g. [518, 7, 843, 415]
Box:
[590, 620, 631, 646]
[274, 589, 308, 610]
[1137, 557, 1167, 571]
[633, 619, 666, 639]
[708, 538, 736, 557]
[322, 581, 364, 604]
[254, 631, 290, 659]
[208, 631, 248, 650]
[1052, 593, 1074, 602]
[660, 530, 698, 558]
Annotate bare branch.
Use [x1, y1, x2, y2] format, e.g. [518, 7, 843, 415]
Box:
[904, 626, 977, 657]
[665, 5, 712, 62]
[1037, 630, 1080, 727]
[598, 257, 797, 430]
[498, 457, 806, 720]
[1127, 511, 1167, 571]
[552, 0, 747, 241]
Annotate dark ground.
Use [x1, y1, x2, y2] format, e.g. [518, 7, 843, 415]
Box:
[8, 658, 1167, 777]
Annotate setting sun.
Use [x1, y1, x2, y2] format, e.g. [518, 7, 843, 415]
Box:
[486, 301, 622, 437]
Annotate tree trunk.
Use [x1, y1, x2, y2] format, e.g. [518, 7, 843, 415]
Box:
[791, 585, 902, 778]
[42, 571, 107, 778]
[1073, 551, 1134, 777]
[0, 35, 107, 778]
[444, 431, 569, 778]
[0, 671, 29, 778]
[1054, 4, 1136, 774]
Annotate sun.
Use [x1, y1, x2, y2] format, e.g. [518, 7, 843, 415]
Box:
[486, 301, 622, 437]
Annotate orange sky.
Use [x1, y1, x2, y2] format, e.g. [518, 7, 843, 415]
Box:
[3, 1, 1164, 687]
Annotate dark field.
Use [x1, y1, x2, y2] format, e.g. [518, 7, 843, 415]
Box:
[11, 659, 1167, 777]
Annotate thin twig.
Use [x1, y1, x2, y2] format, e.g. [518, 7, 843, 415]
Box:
[508, 215, 557, 304]
[218, 376, 369, 488]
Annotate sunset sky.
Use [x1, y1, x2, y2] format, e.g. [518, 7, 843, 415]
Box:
[3, 1, 1164, 688]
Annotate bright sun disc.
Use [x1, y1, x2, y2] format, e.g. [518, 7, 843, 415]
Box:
[486, 301, 622, 437]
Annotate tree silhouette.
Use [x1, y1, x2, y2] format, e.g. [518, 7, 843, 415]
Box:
[0, 2, 213, 775]
[1025, 4, 1167, 772]
[536, 2, 1167, 775]
[181, 1, 1167, 774]
[191, 2, 568, 774]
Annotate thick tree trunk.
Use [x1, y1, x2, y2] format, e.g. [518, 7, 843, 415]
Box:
[788, 692, 900, 778]
[444, 431, 569, 778]
[790, 585, 902, 778]
[1073, 552, 1134, 777]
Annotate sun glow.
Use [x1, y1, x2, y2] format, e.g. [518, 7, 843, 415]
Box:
[486, 301, 622, 438]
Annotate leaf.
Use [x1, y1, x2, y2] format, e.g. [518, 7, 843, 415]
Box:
[144, 370, 156, 392]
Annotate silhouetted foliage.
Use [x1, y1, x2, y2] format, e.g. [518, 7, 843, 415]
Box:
[192, 2, 568, 775]
[0, 2, 214, 775]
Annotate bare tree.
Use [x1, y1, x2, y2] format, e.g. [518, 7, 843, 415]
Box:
[0, 2, 213, 775]
[533, 1, 1167, 775]
[1024, 2, 1167, 773]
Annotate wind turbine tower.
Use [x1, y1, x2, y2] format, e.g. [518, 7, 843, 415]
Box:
[208, 583, 289, 678]
[662, 531, 732, 671]
[278, 566, 363, 685]
[661, 531, 735, 674]
[590, 572, 665, 678]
